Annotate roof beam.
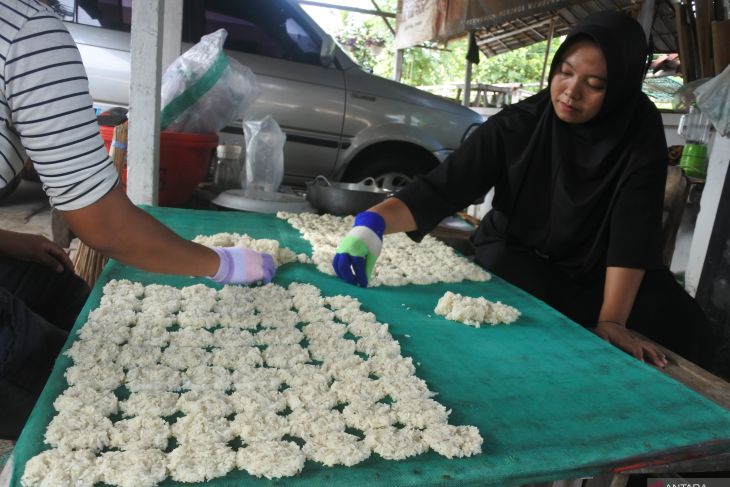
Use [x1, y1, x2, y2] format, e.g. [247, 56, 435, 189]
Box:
[296, 1, 396, 18]
[476, 18, 553, 45]
[517, 17, 547, 40]
[371, 0, 396, 35]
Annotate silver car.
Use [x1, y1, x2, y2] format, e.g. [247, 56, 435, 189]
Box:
[63, 0, 483, 188]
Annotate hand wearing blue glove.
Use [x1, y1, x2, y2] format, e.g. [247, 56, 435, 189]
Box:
[210, 247, 276, 285]
[332, 211, 385, 287]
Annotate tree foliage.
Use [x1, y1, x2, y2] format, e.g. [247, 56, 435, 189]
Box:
[333, 3, 560, 95]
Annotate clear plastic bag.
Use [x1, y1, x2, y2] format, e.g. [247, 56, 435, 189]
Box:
[695, 64, 730, 137]
[243, 115, 286, 193]
[160, 29, 260, 134]
[672, 78, 712, 111]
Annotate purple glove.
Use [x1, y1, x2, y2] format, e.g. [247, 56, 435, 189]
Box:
[209, 247, 275, 285]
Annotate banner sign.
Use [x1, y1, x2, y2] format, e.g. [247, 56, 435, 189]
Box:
[440, 0, 469, 39]
[395, 0, 443, 49]
[396, 0, 583, 48]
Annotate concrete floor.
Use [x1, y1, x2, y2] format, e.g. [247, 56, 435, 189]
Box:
[0, 180, 52, 240]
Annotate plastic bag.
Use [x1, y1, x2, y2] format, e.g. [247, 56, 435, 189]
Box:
[672, 77, 712, 111]
[243, 115, 286, 193]
[695, 64, 730, 137]
[160, 29, 260, 133]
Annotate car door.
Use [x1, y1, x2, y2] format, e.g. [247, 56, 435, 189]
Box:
[183, 0, 347, 185]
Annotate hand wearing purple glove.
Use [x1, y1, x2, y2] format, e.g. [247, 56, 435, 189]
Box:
[209, 247, 276, 285]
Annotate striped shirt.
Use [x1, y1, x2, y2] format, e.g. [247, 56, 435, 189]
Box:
[0, 0, 118, 210]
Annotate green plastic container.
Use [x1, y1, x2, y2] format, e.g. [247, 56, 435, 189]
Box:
[679, 143, 708, 178]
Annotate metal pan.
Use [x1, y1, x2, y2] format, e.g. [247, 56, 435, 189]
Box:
[305, 175, 391, 216]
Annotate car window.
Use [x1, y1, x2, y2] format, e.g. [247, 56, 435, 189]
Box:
[202, 8, 286, 59]
[284, 18, 319, 57]
[53, 0, 75, 21]
[64, 0, 323, 66]
[184, 0, 324, 66]
[73, 0, 132, 31]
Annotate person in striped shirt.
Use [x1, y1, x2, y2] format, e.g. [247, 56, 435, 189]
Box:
[0, 0, 274, 438]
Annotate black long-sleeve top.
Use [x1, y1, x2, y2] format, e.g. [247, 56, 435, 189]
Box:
[395, 91, 667, 280]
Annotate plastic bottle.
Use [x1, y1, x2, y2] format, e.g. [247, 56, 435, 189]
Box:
[214, 144, 243, 191]
[678, 103, 711, 178]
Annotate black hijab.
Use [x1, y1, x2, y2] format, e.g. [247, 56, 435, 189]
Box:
[491, 10, 667, 278]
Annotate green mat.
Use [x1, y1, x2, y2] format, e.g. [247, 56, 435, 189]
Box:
[11, 206, 730, 487]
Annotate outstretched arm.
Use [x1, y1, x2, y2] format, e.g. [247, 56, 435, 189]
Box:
[594, 266, 667, 367]
[4, 10, 273, 285]
[62, 186, 219, 277]
[368, 197, 417, 235]
[332, 197, 417, 287]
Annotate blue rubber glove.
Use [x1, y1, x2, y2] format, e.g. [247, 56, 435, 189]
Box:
[332, 211, 385, 287]
[210, 247, 276, 285]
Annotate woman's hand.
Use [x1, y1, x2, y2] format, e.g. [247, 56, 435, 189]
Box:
[332, 199, 417, 288]
[594, 321, 668, 368]
[0, 230, 74, 273]
[333, 211, 385, 287]
[210, 247, 276, 285]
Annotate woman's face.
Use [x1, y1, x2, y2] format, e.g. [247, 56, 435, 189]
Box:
[550, 39, 607, 124]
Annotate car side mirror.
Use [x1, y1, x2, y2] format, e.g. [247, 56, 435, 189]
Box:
[320, 34, 335, 67]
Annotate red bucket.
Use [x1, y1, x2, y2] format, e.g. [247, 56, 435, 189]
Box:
[99, 126, 217, 207]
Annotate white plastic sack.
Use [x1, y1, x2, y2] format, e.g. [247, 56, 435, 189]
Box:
[695, 64, 730, 137]
[673, 77, 711, 111]
[160, 29, 260, 133]
[243, 115, 286, 193]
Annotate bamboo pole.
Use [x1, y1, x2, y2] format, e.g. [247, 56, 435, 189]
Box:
[676, 1, 701, 82]
[712, 19, 730, 73]
[695, 0, 716, 78]
[539, 17, 556, 91]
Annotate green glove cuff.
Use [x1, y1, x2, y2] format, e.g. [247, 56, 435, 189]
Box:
[336, 235, 379, 279]
[336, 235, 370, 257]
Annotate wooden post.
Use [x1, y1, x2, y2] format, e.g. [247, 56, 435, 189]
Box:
[712, 20, 730, 73]
[394, 49, 404, 81]
[675, 2, 694, 81]
[462, 58, 473, 107]
[127, 0, 164, 205]
[393, 0, 404, 81]
[539, 17, 555, 91]
[695, 0, 716, 78]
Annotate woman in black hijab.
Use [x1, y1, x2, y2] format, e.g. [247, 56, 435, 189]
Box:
[333, 10, 713, 368]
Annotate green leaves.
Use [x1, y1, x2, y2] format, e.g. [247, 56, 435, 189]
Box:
[331, 4, 562, 93]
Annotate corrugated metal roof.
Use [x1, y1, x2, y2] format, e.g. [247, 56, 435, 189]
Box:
[472, 0, 677, 57]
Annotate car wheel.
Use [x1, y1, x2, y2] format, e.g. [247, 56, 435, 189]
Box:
[345, 153, 425, 192]
[373, 171, 412, 191]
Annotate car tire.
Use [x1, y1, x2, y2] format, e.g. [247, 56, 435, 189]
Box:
[344, 152, 424, 192]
